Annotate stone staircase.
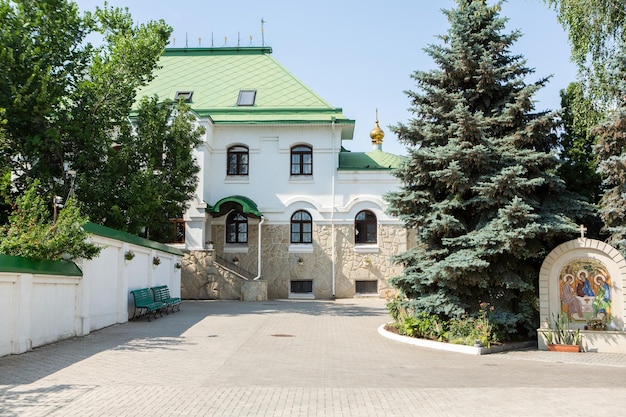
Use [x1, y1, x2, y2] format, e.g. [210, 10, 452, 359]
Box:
[214, 255, 256, 280]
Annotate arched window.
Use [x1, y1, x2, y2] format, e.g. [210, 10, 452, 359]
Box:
[291, 210, 312, 243]
[227, 145, 249, 175]
[290, 145, 312, 175]
[226, 211, 248, 243]
[355, 210, 377, 244]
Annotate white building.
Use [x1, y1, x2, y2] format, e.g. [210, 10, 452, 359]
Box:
[136, 46, 407, 299]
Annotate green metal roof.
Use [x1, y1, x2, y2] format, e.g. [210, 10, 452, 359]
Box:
[338, 149, 406, 170]
[0, 254, 83, 276]
[135, 47, 355, 139]
[210, 195, 262, 218]
[83, 223, 184, 256]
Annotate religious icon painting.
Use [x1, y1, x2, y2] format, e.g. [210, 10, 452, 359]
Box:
[559, 258, 611, 322]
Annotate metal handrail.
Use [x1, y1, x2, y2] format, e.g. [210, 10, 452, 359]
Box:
[214, 255, 255, 281]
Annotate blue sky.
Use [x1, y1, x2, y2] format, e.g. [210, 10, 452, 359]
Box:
[74, 0, 577, 156]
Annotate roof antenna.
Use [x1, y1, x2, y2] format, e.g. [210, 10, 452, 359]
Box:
[238, 31, 241, 47]
[261, 18, 267, 46]
[185, 32, 188, 48]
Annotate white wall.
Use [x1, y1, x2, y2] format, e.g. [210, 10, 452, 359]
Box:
[0, 272, 81, 357]
[0, 235, 182, 358]
[185, 122, 404, 250]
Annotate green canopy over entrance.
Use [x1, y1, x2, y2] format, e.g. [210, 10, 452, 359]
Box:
[209, 195, 262, 218]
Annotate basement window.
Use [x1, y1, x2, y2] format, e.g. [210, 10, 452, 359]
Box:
[237, 90, 257, 106]
[355, 280, 378, 295]
[174, 91, 193, 102]
[290, 280, 313, 293]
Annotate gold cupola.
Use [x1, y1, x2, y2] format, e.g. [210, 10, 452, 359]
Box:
[370, 110, 385, 150]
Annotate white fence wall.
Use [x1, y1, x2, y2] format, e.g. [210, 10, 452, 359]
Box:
[0, 227, 183, 358]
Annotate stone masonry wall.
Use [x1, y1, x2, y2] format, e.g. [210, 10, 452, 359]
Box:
[181, 250, 241, 300]
[182, 223, 407, 300]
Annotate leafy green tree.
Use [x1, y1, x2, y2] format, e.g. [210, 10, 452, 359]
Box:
[385, 0, 590, 338]
[0, 1, 201, 243]
[544, 0, 626, 102]
[595, 40, 626, 251]
[556, 82, 603, 204]
[90, 97, 204, 242]
[62, 3, 172, 213]
[0, 0, 89, 191]
[0, 109, 10, 225]
[0, 181, 100, 260]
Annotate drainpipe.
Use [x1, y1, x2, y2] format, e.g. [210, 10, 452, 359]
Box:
[253, 215, 265, 280]
[331, 119, 337, 298]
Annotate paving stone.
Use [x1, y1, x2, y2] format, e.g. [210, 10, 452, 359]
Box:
[1, 299, 626, 416]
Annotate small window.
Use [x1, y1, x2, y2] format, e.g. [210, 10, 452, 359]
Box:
[169, 219, 185, 244]
[174, 91, 193, 103]
[227, 145, 249, 175]
[291, 280, 313, 293]
[355, 210, 377, 244]
[291, 210, 312, 243]
[237, 90, 256, 106]
[356, 280, 378, 294]
[226, 212, 248, 243]
[291, 145, 313, 176]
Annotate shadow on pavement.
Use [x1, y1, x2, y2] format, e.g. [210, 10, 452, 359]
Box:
[0, 299, 389, 386]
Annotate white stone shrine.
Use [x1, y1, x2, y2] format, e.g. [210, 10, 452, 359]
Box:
[538, 235, 626, 353]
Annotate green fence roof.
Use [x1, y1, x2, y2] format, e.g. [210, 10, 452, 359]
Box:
[0, 254, 83, 276]
[84, 223, 184, 256]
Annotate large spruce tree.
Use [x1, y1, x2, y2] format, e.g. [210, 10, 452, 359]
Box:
[385, 0, 589, 337]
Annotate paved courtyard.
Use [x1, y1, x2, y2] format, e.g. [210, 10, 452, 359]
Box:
[1, 298, 626, 417]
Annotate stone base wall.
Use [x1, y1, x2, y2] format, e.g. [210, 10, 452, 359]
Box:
[241, 280, 268, 302]
[180, 223, 407, 300]
[181, 250, 241, 300]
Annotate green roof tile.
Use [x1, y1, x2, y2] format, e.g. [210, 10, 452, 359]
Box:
[338, 149, 406, 170]
[135, 47, 354, 138]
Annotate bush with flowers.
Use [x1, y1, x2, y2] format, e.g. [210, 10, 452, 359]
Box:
[386, 299, 499, 348]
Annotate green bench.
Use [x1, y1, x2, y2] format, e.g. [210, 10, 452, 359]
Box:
[130, 288, 166, 321]
[151, 285, 181, 313]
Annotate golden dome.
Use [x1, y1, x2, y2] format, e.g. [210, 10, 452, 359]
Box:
[370, 115, 385, 145]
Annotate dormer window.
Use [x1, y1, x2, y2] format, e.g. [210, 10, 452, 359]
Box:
[237, 90, 256, 106]
[174, 91, 193, 103]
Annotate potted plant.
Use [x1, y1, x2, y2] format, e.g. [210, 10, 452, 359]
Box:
[124, 250, 135, 261]
[586, 318, 607, 331]
[232, 256, 239, 265]
[153, 256, 161, 266]
[298, 257, 304, 265]
[541, 313, 582, 352]
[206, 240, 214, 250]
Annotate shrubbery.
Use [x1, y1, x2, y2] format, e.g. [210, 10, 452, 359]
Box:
[387, 298, 499, 348]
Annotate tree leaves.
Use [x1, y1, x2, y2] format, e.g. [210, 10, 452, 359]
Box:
[0, 180, 100, 260]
